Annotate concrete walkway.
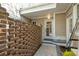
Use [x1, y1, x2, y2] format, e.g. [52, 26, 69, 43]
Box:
[34, 43, 57, 56]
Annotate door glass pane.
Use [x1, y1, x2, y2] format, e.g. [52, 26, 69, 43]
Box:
[46, 22, 52, 36]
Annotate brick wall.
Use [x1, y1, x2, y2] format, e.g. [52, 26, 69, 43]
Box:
[0, 18, 42, 56]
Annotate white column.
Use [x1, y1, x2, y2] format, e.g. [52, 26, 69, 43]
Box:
[72, 4, 77, 29]
[52, 13, 56, 37]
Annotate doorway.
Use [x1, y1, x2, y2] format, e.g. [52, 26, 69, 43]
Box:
[45, 20, 53, 39]
[46, 22, 52, 36]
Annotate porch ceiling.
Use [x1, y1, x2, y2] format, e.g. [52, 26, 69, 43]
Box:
[21, 3, 72, 20]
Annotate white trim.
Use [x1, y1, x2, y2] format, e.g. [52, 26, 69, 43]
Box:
[53, 13, 56, 37]
[55, 11, 66, 14]
[21, 4, 56, 14]
[22, 3, 52, 11]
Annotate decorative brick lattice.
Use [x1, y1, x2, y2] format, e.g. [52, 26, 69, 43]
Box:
[0, 19, 7, 56]
[0, 19, 42, 56]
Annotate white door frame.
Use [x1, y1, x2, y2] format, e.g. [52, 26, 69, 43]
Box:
[44, 19, 54, 39]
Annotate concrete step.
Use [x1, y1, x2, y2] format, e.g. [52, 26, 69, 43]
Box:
[43, 40, 66, 47]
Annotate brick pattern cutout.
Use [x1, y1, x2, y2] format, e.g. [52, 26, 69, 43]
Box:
[0, 19, 7, 56]
[0, 19, 42, 56]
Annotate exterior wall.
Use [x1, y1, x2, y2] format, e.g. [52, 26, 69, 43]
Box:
[55, 13, 66, 38]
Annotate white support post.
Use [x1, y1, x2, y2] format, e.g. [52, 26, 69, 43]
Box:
[72, 4, 77, 29]
[52, 13, 56, 37]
